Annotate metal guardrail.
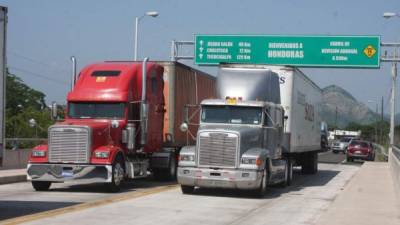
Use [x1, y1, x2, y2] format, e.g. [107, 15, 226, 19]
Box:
[4, 138, 47, 150]
[390, 145, 400, 200]
[373, 143, 389, 161]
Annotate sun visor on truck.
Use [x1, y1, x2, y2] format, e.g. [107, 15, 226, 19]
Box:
[217, 66, 281, 104]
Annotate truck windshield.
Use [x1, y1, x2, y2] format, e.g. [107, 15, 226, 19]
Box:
[68, 102, 125, 119]
[201, 105, 262, 125]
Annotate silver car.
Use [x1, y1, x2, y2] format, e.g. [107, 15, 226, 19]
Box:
[331, 137, 354, 154]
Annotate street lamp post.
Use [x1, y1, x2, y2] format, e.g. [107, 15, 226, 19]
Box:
[383, 12, 399, 151]
[134, 11, 159, 61]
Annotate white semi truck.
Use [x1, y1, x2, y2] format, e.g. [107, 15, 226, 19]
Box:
[177, 64, 323, 197]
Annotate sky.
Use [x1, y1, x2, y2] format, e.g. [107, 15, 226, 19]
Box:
[0, 0, 399, 113]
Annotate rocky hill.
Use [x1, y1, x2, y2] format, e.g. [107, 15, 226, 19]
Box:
[321, 85, 378, 128]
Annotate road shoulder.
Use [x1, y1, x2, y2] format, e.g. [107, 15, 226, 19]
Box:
[315, 162, 400, 225]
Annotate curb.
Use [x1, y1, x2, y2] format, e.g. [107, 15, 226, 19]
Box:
[0, 174, 26, 185]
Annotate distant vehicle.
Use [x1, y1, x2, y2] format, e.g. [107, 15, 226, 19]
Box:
[320, 122, 329, 151]
[331, 136, 358, 154]
[346, 140, 375, 162]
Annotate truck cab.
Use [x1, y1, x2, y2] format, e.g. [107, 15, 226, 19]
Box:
[177, 66, 291, 197]
[27, 61, 165, 192]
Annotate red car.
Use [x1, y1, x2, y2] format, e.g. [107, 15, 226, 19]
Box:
[347, 140, 375, 162]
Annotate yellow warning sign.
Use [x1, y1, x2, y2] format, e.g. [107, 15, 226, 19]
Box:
[363, 45, 376, 58]
[96, 76, 107, 82]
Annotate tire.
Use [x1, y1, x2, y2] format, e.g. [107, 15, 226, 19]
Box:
[286, 159, 293, 186]
[32, 181, 51, 191]
[253, 168, 268, 198]
[165, 153, 177, 181]
[333, 150, 338, 154]
[301, 152, 318, 174]
[106, 156, 125, 193]
[369, 154, 375, 161]
[181, 185, 194, 194]
[347, 156, 353, 162]
[279, 159, 292, 187]
[153, 153, 177, 181]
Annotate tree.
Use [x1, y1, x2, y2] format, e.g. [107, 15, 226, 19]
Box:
[5, 71, 54, 148]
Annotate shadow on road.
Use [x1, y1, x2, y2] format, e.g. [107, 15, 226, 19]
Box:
[0, 200, 78, 221]
[48, 176, 176, 194]
[188, 168, 340, 200]
[0, 177, 176, 222]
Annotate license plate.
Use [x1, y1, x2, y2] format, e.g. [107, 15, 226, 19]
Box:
[62, 170, 73, 178]
[355, 151, 361, 154]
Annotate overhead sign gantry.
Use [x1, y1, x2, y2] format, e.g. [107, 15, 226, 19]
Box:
[194, 35, 380, 68]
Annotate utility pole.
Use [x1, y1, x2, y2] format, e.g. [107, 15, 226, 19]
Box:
[381, 96, 384, 144]
[389, 60, 397, 150]
[335, 106, 338, 129]
[375, 102, 378, 142]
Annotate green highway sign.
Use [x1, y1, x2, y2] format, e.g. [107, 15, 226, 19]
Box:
[195, 35, 380, 68]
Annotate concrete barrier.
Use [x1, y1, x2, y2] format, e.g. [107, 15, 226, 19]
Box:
[390, 146, 400, 201]
[1, 149, 31, 170]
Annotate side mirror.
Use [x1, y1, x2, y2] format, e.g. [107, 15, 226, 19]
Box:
[51, 102, 58, 120]
[284, 115, 289, 120]
[180, 122, 189, 132]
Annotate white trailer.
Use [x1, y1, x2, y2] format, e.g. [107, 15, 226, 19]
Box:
[268, 66, 323, 153]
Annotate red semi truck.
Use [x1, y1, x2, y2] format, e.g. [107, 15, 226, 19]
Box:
[27, 59, 216, 192]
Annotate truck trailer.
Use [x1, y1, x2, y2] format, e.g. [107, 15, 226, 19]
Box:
[27, 60, 216, 191]
[177, 64, 322, 197]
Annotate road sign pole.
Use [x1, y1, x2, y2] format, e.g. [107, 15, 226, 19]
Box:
[389, 60, 397, 155]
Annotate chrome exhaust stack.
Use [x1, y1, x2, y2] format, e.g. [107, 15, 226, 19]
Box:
[140, 57, 149, 145]
[70, 56, 77, 91]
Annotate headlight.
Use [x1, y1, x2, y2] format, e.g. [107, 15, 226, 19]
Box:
[241, 157, 262, 166]
[32, 150, 46, 157]
[179, 154, 195, 162]
[95, 151, 110, 159]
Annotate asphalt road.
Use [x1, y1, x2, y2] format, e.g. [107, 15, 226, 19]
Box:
[319, 150, 346, 164]
[20, 163, 361, 225]
[0, 152, 363, 223]
[0, 177, 175, 221]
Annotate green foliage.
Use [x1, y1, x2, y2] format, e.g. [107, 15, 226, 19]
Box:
[344, 121, 389, 145]
[5, 72, 54, 148]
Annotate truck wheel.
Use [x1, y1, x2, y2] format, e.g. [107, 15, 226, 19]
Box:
[153, 153, 177, 181]
[301, 152, 318, 174]
[165, 153, 177, 180]
[286, 159, 293, 186]
[106, 156, 125, 192]
[181, 185, 194, 194]
[253, 168, 267, 198]
[347, 156, 353, 162]
[32, 181, 51, 191]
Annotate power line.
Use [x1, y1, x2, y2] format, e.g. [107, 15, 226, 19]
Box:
[8, 66, 69, 86]
[8, 51, 69, 73]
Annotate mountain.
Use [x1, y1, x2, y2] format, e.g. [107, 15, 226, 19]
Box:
[321, 85, 378, 128]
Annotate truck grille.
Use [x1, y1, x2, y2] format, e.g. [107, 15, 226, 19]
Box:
[198, 132, 238, 168]
[48, 125, 91, 164]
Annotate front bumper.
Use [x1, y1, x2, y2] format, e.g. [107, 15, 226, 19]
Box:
[331, 145, 346, 151]
[177, 167, 263, 190]
[347, 152, 371, 160]
[27, 163, 112, 183]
